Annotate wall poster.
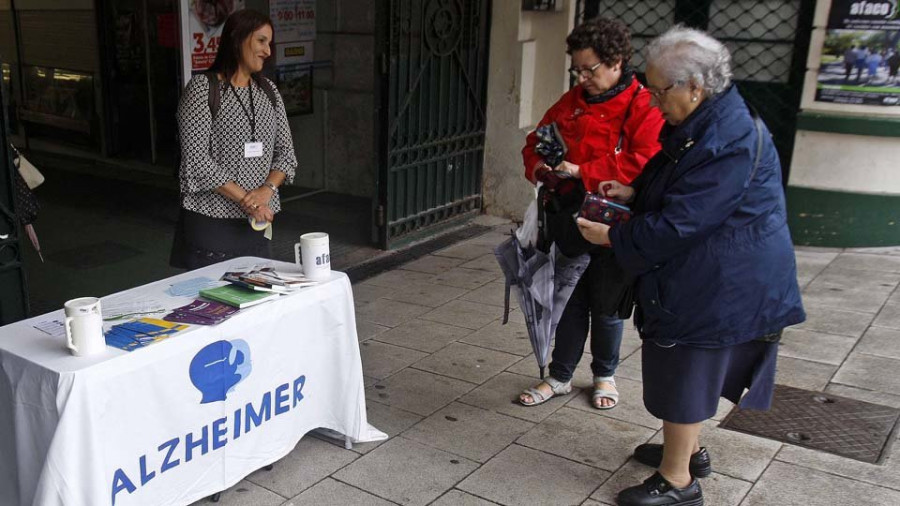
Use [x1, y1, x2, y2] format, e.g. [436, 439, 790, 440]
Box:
[270, 1, 316, 115]
[816, 0, 900, 106]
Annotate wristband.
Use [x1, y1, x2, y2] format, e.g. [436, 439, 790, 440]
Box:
[263, 182, 278, 193]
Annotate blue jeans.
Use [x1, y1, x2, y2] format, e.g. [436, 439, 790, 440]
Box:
[548, 260, 624, 382]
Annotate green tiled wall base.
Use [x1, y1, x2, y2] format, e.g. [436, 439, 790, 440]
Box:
[787, 186, 900, 247]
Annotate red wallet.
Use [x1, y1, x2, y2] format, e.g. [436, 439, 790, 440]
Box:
[578, 192, 633, 225]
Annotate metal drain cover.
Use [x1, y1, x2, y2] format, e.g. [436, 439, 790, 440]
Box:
[720, 384, 900, 464]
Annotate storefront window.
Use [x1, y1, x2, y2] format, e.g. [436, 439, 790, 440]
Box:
[20, 66, 94, 135]
[0, 63, 22, 136]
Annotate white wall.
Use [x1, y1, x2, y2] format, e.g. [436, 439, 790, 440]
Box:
[481, 0, 575, 219]
[790, 130, 900, 194]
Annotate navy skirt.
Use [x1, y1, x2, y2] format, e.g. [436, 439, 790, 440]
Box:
[641, 338, 778, 424]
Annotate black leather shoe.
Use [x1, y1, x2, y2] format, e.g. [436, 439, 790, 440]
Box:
[632, 444, 712, 478]
[617, 472, 703, 506]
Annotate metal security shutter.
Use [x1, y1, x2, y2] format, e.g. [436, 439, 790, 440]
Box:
[576, 0, 815, 183]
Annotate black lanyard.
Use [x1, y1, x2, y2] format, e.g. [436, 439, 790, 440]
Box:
[229, 81, 257, 141]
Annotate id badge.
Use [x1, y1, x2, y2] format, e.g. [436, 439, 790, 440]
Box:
[244, 141, 263, 158]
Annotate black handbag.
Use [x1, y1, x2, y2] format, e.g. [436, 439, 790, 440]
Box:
[536, 176, 593, 257]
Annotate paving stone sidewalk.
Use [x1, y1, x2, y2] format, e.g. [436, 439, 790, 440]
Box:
[198, 216, 900, 506]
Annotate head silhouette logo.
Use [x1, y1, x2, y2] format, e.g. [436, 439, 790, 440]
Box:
[189, 340, 252, 404]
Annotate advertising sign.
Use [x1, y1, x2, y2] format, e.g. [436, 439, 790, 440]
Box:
[270, 0, 316, 42]
[815, 0, 900, 106]
[186, 0, 246, 73]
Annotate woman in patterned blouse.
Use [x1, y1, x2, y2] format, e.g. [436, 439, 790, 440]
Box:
[171, 9, 297, 269]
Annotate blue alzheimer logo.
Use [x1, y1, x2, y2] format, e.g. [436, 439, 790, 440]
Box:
[189, 340, 252, 403]
[111, 340, 307, 505]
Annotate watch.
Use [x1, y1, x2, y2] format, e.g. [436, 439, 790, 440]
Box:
[263, 182, 278, 193]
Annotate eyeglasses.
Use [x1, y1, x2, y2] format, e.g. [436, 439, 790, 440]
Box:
[646, 83, 676, 99]
[568, 61, 604, 79]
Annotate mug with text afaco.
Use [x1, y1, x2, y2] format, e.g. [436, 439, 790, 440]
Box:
[295, 232, 331, 281]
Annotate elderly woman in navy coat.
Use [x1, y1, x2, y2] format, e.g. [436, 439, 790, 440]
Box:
[577, 26, 805, 506]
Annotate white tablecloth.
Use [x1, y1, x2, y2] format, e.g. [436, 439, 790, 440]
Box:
[0, 258, 385, 506]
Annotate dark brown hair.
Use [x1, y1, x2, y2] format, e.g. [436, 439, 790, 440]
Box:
[566, 17, 633, 67]
[208, 9, 273, 79]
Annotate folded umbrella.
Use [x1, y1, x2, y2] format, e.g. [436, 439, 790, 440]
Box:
[24, 223, 44, 263]
[495, 236, 589, 379]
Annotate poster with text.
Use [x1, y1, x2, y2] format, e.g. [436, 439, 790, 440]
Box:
[815, 0, 900, 106]
[270, 0, 316, 43]
[189, 0, 246, 72]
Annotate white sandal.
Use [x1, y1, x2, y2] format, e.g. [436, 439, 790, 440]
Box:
[592, 376, 619, 410]
[519, 377, 572, 406]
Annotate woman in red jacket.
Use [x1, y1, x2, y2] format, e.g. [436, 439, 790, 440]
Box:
[519, 18, 663, 409]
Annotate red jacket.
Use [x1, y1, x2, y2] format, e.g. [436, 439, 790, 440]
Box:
[523, 79, 664, 193]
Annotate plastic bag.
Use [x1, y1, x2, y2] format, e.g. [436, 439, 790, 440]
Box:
[515, 183, 542, 248]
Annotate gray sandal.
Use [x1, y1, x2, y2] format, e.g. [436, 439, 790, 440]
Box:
[592, 376, 619, 410]
[519, 377, 572, 406]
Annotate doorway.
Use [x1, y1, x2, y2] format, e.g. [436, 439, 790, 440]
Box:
[99, 0, 181, 167]
[375, 0, 492, 249]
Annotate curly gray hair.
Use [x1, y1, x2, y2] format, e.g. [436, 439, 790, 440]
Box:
[644, 26, 732, 95]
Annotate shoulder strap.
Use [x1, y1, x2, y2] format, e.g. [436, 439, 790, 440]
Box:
[615, 83, 643, 154]
[204, 71, 221, 121]
[746, 103, 766, 188]
[252, 74, 279, 109]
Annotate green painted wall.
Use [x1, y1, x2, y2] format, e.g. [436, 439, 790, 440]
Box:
[787, 186, 900, 247]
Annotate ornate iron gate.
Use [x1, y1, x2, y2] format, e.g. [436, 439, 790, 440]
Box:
[0, 58, 28, 325]
[576, 0, 815, 184]
[376, 0, 491, 248]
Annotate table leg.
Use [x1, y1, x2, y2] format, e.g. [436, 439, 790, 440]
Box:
[344, 435, 352, 450]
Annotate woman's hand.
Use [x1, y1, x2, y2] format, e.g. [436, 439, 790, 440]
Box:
[250, 204, 275, 224]
[576, 217, 611, 246]
[555, 161, 581, 179]
[240, 186, 274, 214]
[598, 180, 635, 202]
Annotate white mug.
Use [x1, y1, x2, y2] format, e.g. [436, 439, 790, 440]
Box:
[294, 232, 331, 281]
[64, 297, 106, 357]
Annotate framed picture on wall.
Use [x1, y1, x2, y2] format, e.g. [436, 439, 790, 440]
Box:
[814, 0, 900, 107]
[522, 0, 560, 11]
[276, 64, 312, 115]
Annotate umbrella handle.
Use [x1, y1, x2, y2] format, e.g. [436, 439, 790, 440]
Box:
[502, 278, 511, 324]
[539, 366, 545, 379]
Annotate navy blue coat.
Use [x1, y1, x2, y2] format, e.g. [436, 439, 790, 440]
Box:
[609, 86, 805, 347]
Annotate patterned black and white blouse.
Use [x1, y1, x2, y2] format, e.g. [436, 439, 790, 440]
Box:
[177, 74, 297, 219]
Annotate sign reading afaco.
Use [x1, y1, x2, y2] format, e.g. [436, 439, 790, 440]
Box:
[109, 340, 307, 505]
[815, 0, 900, 106]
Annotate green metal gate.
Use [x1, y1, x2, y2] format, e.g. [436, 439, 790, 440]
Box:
[0, 57, 28, 325]
[577, 0, 816, 184]
[376, 0, 491, 249]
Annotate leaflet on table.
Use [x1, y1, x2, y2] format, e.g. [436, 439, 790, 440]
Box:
[104, 318, 189, 351]
[199, 284, 281, 309]
[221, 266, 318, 292]
[101, 295, 168, 321]
[163, 299, 238, 325]
[33, 319, 66, 338]
[166, 276, 219, 297]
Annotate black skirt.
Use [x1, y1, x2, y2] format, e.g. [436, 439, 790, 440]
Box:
[169, 209, 271, 270]
[641, 338, 779, 424]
